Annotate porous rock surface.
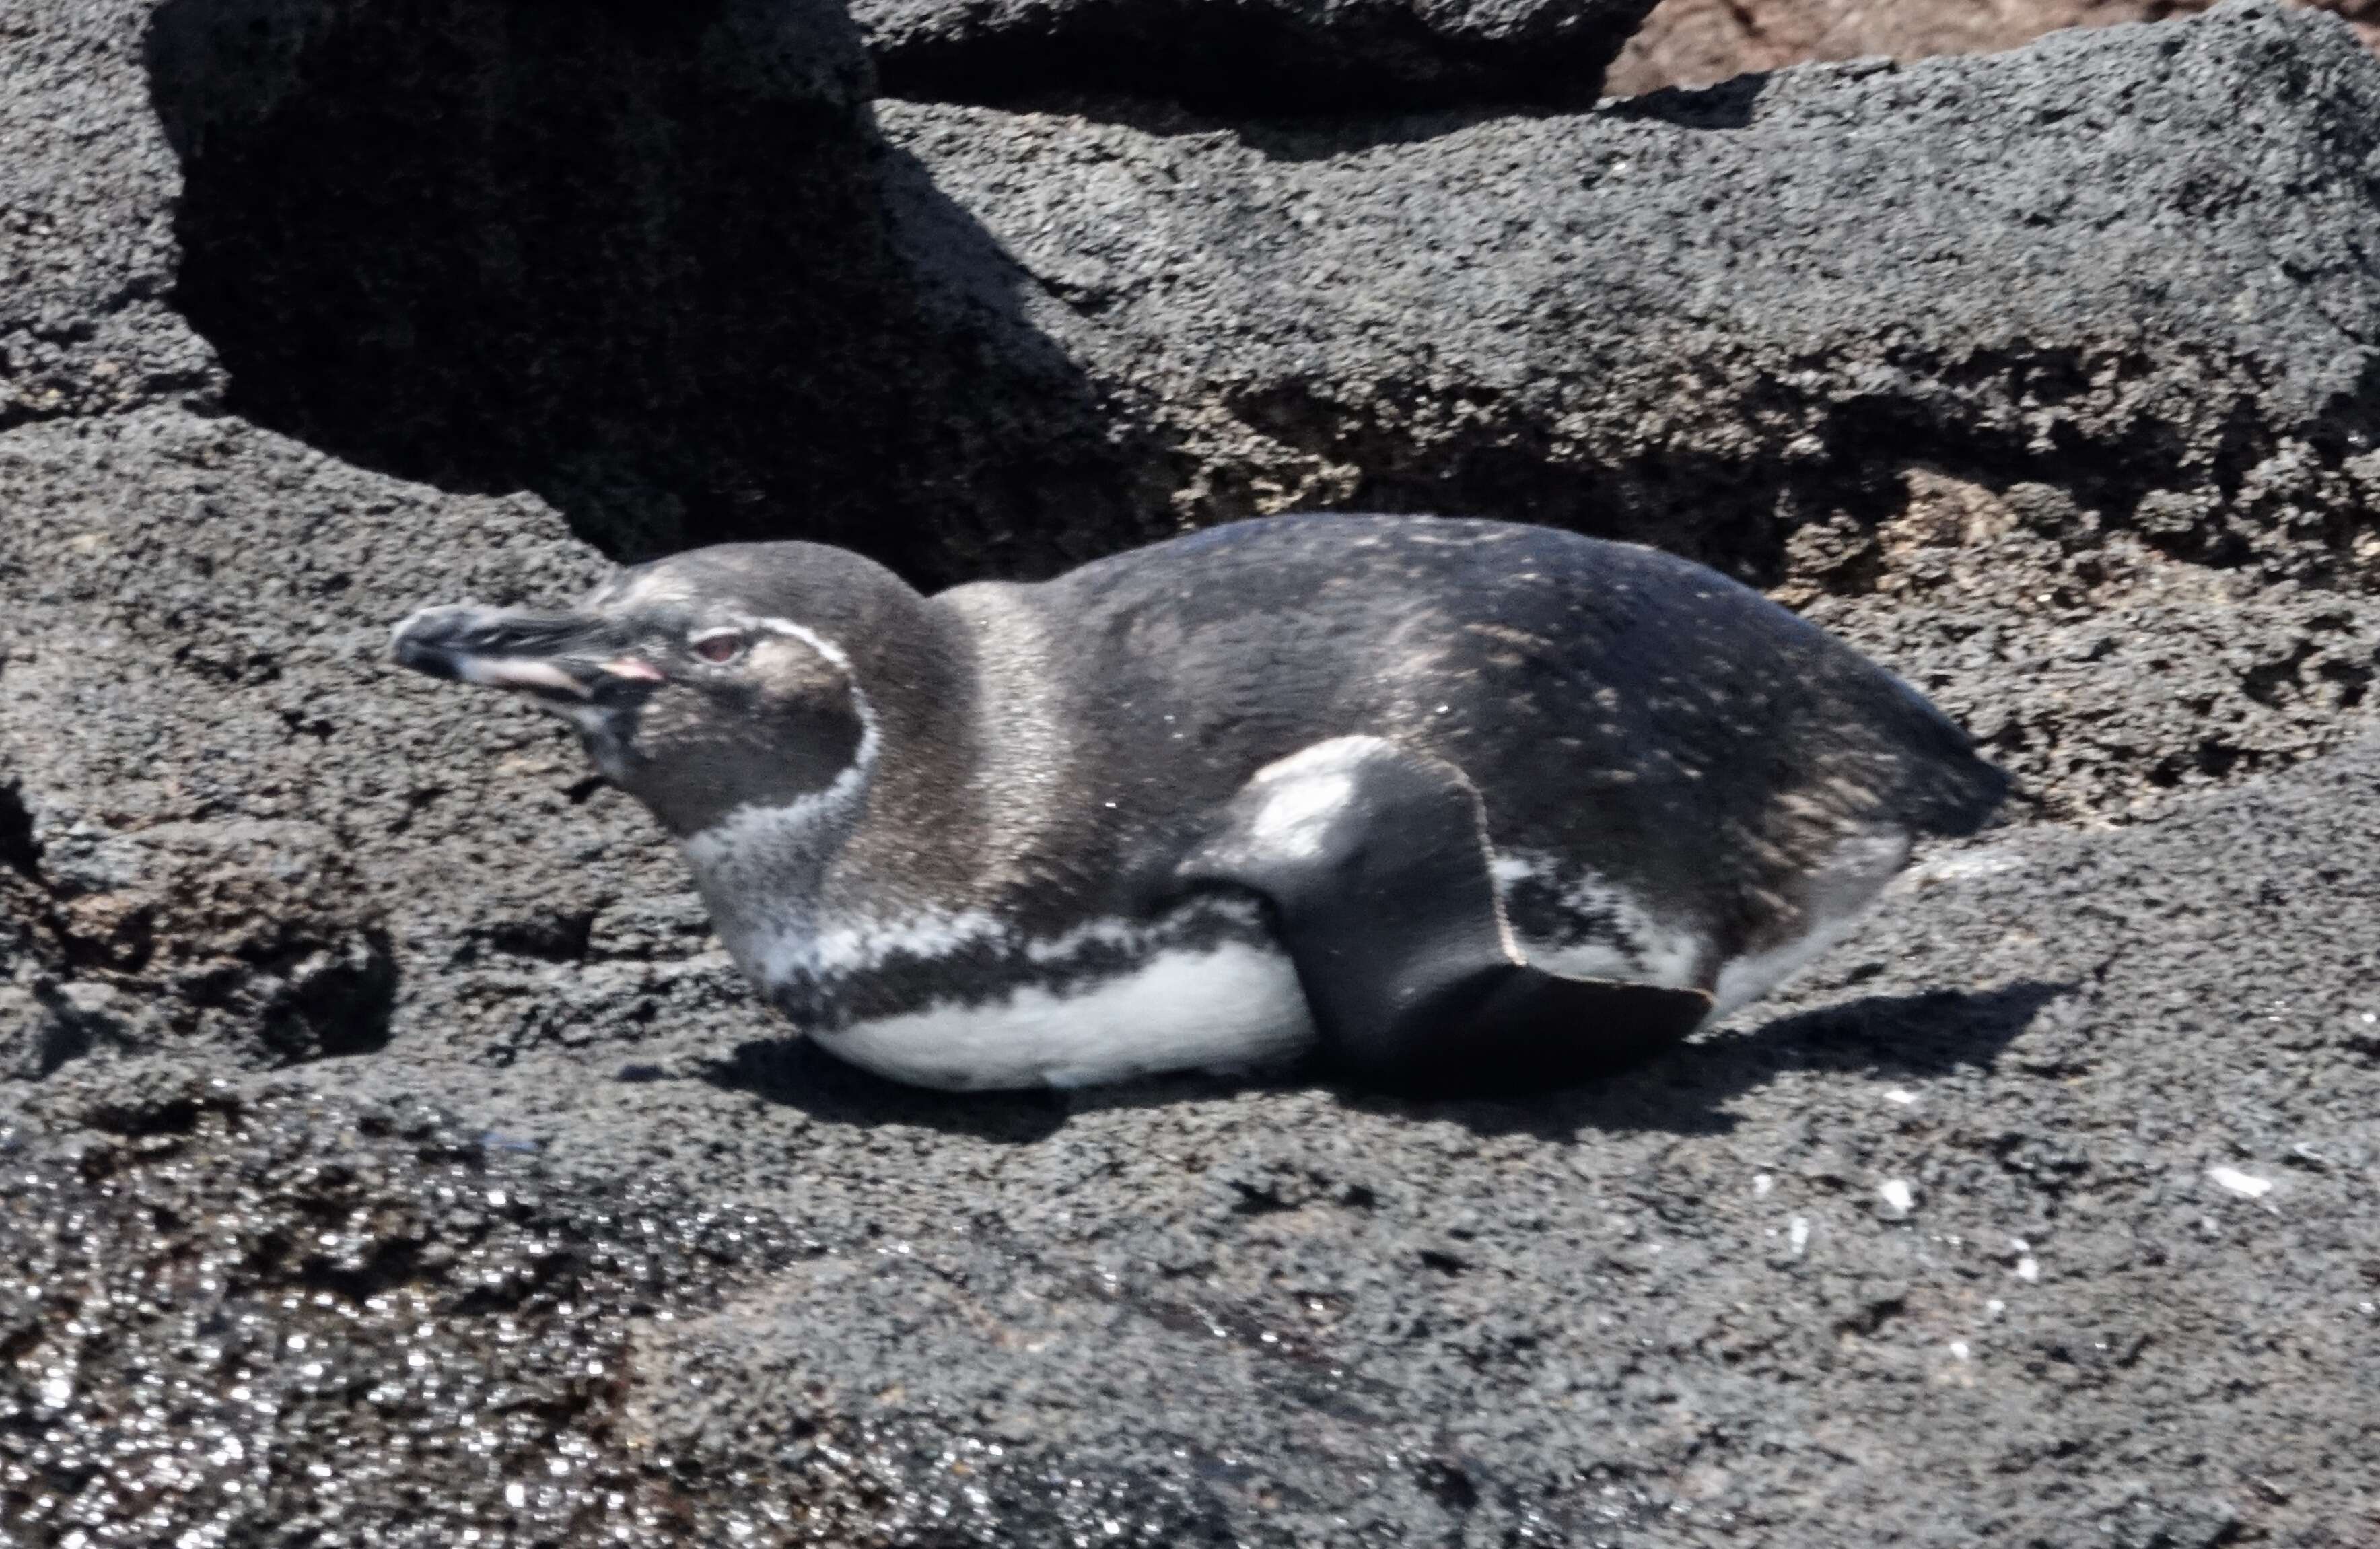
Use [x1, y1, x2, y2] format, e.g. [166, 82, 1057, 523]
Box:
[854, 0, 1663, 110]
[3, 0, 2380, 1544]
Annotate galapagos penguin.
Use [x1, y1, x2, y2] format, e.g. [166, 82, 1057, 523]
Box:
[391, 514, 2005, 1091]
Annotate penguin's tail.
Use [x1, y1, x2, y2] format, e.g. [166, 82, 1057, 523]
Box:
[1888, 696, 2012, 839]
[1910, 749, 2012, 839]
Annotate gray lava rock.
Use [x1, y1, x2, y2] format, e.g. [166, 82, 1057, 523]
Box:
[0, 408, 771, 1083]
[0, 0, 217, 427]
[855, 0, 1663, 110]
[884, 3, 2380, 583]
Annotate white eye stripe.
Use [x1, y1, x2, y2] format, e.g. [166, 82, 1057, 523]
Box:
[744, 615, 858, 673]
[689, 626, 746, 648]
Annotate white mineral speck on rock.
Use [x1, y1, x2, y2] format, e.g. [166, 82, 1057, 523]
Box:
[2014, 1257, 2040, 1282]
[1878, 1179, 1914, 1216]
[505, 1482, 526, 1507]
[1753, 1173, 1774, 1197]
[1948, 1340, 1971, 1361]
[1885, 1089, 1916, 1105]
[1788, 1217, 1810, 1255]
[1894, 848, 2025, 889]
[2208, 1165, 2274, 1198]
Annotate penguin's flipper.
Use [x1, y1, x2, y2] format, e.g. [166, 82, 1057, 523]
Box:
[1177, 736, 1712, 1091]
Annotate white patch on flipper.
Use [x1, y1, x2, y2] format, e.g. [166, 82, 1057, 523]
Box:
[1238, 736, 1531, 964]
[1247, 736, 1397, 788]
[1248, 771, 1356, 859]
[1191, 736, 1403, 872]
[820, 940, 1317, 1091]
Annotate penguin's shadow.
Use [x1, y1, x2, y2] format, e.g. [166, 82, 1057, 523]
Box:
[1374, 978, 2074, 1141]
[704, 1037, 1082, 1144]
[701, 979, 2070, 1143]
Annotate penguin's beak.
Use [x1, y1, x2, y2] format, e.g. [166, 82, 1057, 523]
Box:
[389, 605, 664, 701]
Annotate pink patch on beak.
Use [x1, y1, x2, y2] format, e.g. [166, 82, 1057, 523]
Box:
[602, 657, 666, 683]
[456, 656, 592, 697]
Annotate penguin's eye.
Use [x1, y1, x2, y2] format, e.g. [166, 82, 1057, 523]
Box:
[691, 630, 747, 664]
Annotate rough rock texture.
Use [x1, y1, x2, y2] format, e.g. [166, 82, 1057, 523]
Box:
[0, 411, 758, 1086]
[1796, 469, 2380, 820]
[6, 0, 2380, 1544]
[1609, 0, 2380, 98]
[12, 735, 2380, 1547]
[855, 0, 1661, 110]
[884, 8, 2380, 577]
[0, 0, 216, 425]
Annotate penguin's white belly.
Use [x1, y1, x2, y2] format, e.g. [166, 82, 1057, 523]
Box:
[817, 937, 1318, 1091]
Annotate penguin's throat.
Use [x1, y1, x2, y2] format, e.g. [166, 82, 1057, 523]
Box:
[677, 762, 873, 992]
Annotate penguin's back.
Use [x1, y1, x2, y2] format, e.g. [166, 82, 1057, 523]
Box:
[946, 513, 2001, 892]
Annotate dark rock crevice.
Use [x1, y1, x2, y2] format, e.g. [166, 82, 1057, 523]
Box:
[859, 0, 1660, 113]
[145, 0, 1159, 585]
[0, 779, 45, 883]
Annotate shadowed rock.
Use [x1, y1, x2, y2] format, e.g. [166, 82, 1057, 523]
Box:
[858, 0, 1664, 110]
[147, 0, 1162, 578]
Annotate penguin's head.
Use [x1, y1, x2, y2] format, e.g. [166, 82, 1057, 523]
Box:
[391, 546, 890, 839]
